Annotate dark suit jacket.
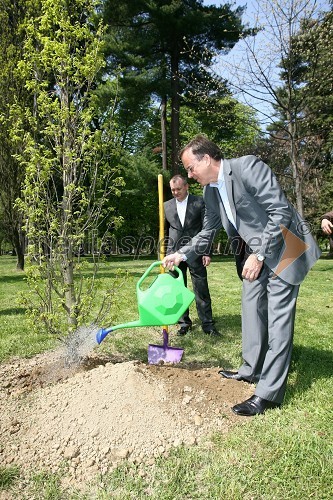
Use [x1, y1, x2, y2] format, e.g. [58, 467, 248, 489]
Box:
[180, 156, 321, 285]
[164, 194, 213, 257]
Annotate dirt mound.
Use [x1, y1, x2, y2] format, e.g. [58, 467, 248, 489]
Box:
[0, 349, 253, 489]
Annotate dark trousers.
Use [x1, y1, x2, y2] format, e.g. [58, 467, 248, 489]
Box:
[171, 259, 214, 331]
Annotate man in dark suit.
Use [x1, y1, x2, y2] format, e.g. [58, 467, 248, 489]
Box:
[164, 175, 219, 336]
[163, 135, 321, 416]
[321, 210, 333, 256]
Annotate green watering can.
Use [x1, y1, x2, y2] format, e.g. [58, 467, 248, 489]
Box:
[96, 261, 195, 344]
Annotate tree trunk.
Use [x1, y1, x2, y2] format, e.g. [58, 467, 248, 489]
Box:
[12, 226, 25, 271]
[16, 247, 25, 271]
[288, 119, 304, 217]
[293, 159, 304, 217]
[63, 253, 77, 327]
[61, 190, 77, 328]
[170, 51, 180, 176]
[62, 114, 78, 328]
[161, 96, 168, 170]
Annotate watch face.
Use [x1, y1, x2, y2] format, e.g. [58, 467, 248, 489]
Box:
[257, 254, 265, 262]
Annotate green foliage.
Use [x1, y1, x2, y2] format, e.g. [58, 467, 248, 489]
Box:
[296, 11, 333, 216]
[10, 0, 125, 334]
[111, 153, 162, 248]
[102, 0, 250, 171]
[180, 95, 261, 158]
[0, 0, 29, 268]
[265, 5, 333, 218]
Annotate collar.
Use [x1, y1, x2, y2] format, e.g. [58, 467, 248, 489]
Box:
[209, 160, 224, 187]
[176, 194, 189, 205]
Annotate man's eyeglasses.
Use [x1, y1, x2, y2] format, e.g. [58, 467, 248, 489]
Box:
[184, 164, 195, 174]
[184, 156, 205, 174]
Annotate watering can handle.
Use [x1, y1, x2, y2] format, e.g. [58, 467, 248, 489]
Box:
[136, 261, 183, 290]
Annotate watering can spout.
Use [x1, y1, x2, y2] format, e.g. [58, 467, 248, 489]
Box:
[96, 320, 142, 344]
[96, 327, 110, 344]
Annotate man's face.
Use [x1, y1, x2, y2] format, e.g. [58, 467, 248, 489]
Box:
[181, 149, 214, 186]
[170, 179, 188, 202]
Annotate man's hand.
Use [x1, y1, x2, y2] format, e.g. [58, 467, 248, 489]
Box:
[202, 256, 211, 267]
[242, 253, 263, 282]
[321, 218, 333, 235]
[162, 252, 184, 270]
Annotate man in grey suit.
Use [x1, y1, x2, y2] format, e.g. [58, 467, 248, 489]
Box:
[164, 175, 219, 336]
[163, 135, 321, 417]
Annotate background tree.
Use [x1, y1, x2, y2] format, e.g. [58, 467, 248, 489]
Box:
[180, 93, 261, 158]
[102, 0, 250, 173]
[296, 9, 333, 219]
[221, 0, 331, 219]
[0, 0, 29, 270]
[110, 153, 162, 255]
[266, 6, 333, 219]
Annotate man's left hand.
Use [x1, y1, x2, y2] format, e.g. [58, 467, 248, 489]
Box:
[321, 218, 333, 235]
[242, 254, 263, 282]
[202, 256, 211, 267]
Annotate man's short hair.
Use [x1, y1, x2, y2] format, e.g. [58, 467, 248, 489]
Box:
[179, 134, 223, 161]
[170, 174, 188, 185]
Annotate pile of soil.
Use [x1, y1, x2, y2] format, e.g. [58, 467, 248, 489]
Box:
[0, 348, 253, 490]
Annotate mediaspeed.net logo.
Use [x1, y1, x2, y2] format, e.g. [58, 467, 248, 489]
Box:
[273, 224, 310, 277]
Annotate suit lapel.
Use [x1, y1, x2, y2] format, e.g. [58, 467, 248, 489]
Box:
[223, 159, 237, 227]
[211, 187, 230, 229]
[182, 194, 192, 229]
[171, 198, 183, 229]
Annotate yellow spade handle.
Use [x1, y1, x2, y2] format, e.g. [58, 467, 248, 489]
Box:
[158, 174, 166, 265]
[158, 174, 168, 333]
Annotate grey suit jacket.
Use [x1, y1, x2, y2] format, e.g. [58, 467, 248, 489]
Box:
[181, 156, 321, 285]
[164, 194, 213, 256]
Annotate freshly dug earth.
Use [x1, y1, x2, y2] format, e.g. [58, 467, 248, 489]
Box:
[0, 347, 253, 490]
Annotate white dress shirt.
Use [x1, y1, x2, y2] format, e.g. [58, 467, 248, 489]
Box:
[210, 161, 237, 229]
[176, 195, 188, 226]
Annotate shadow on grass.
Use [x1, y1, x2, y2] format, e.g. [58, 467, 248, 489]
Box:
[92, 270, 144, 280]
[287, 345, 333, 400]
[0, 274, 25, 283]
[319, 254, 333, 260]
[0, 307, 26, 316]
[212, 314, 242, 335]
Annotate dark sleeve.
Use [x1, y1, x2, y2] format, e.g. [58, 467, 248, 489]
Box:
[163, 201, 172, 255]
[200, 197, 205, 227]
[321, 211, 333, 222]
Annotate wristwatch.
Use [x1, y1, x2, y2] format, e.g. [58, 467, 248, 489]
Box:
[256, 253, 265, 262]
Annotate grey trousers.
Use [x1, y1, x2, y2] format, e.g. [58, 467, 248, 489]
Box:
[238, 266, 300, 404]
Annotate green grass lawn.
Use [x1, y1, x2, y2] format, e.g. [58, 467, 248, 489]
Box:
[0, 254, 332, 499]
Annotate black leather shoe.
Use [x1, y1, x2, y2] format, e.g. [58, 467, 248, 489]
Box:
[203, 328, 221, 337]
[232, 395, 280, 417]
[177, 326, 191, 336]
[218, 370, 247, 381]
